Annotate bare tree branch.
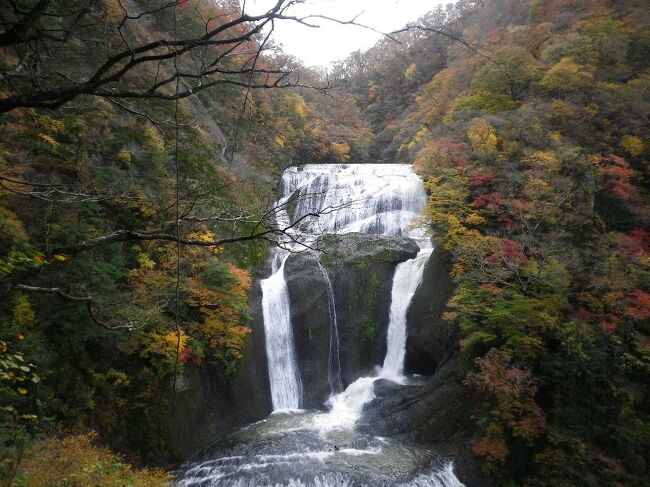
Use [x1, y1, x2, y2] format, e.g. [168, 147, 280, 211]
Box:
[14, 284, 137, 331]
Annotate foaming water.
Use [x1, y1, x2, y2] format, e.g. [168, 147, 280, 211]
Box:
[261, 252, 302, 410]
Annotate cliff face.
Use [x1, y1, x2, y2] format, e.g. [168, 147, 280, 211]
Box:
[285, 233, 419, 408]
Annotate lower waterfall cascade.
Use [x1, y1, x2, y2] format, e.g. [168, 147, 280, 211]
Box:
[176, 164, 465, 487]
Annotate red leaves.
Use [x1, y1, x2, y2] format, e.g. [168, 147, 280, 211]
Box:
[472, 192, 504, 211]
[468, 168, 498, 188]
[592, 154, 640, 203]
[468, 349, 547, 457]
[619, 229, 650, 256]
[179, 346, 192, 364]
[485, 238, 530, 265]
[472, 423, 509, 462]
[471, 349, 539, 398]
[600, 321, 619, 331]
[625, 291, 650, 320]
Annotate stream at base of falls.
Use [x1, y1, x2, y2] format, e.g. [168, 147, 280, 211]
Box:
[177, 407, 463, 487]
[175, 165, 465, 486]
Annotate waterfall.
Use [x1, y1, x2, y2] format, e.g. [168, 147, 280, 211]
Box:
[261, 164, 429, 412]
[260, 251, 302, 410]
[317, 260, 343, 395]
[177, 164, 465, 487]
[381, 247, 433, 381]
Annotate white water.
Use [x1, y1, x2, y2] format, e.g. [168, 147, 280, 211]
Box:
[381, 246, 434, 382]
[261, 164, 429, 411]
[317, 245, 434, 429]
[261, 252, 303, 410]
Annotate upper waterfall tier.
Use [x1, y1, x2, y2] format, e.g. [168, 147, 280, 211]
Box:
[276, 164, 429, 244]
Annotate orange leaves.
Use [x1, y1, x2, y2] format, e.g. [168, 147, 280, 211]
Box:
[468, 349, 547, 458]
[185, 261, 251, 369]
[472, 423, 509, 462]
[228, 264, 252, 290]
[414, 139, 469, 178]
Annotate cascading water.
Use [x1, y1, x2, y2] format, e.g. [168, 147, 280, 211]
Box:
[261, 164, 429, 411]
[260, 251, 303, 410]
[381, 246, 433, 381]
[317, 260, 343, 395]
[176, 164, 464, 487]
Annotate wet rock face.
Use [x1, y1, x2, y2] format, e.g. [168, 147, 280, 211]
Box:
[405, 245, 458, 375]
[284, 251, 332, 408]
[359, 360, 486, 486]
[284, 233, 419, 408]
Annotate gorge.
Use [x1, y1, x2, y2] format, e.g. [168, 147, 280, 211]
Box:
[3, 1, 649, 485]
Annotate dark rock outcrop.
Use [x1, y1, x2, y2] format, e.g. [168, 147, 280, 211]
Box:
[284, 233, 419, 407]
[405, 245, 457, 375]
[284, 250, 333, 408]
[359, 358, 486, 486]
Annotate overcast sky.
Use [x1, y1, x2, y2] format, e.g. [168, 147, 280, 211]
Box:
[247, 0, 452, 67]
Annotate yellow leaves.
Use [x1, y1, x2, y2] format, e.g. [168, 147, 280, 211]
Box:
[107, 368, 130, 387]
[406, 127, 430, 151]
[621, 135, 645, 156]
[540, 57, 593, 92]
[37, 133, 60, 149]
[144, 126, 165, 152]
[525, 150, 560, 172]
[13, 294, 36, 329]
[548, 130, 563, 145]
[35, 115, 65, 149]
[467, 118, 498, 153]
[330, 141, 351, 163]
[466, 213, 486, 226]
[293, 97, 308, 119]
[549, 99, 577, 119]
[13, 433, 172, 487]
[274, 135, 286, 148]
[147, 330, 189, 360]
[451, 262, 466, 278]
[36, 115, 65, 135]
[404, 62, 420, 81]
[136, 252, 156, 270]
[103, 0, 125, 24]
[118, 150, 133, 166]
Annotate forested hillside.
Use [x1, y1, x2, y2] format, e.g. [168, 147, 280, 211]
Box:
[0, 1, 370, 483]
[1, 0, 649, 486]
[334, 0, 649, 485]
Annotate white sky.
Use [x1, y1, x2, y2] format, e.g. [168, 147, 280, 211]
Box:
[247, 0, 452, 67]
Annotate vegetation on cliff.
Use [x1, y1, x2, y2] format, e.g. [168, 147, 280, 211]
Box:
[0, 0, 370, 481]
[334, 0, 649, 484]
